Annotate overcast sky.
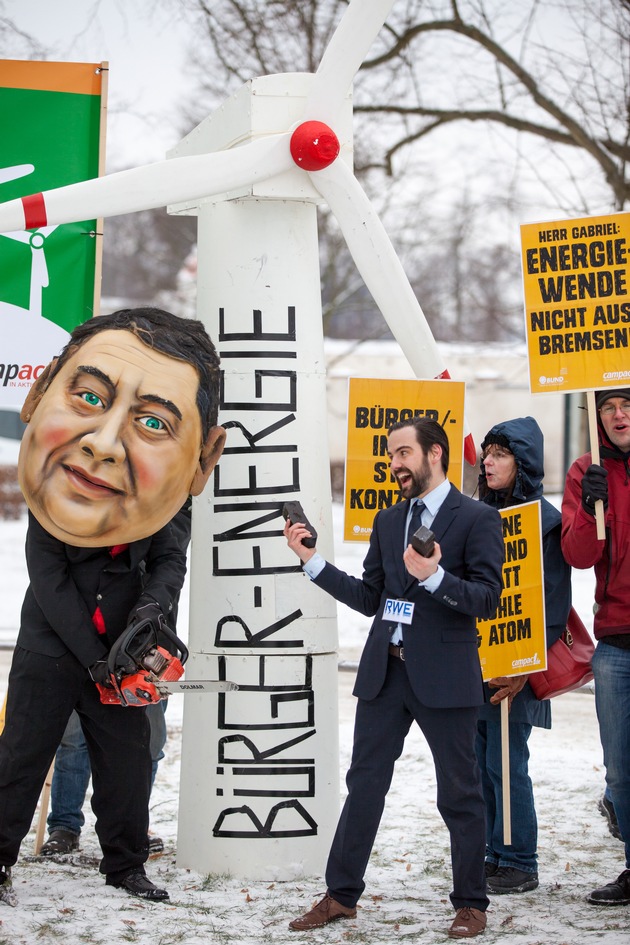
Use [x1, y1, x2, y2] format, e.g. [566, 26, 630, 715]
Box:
[4, 0, 194, 169]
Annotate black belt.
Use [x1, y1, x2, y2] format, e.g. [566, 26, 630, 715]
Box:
[388, 643, 405, 661]
[601, 633, 630, 651]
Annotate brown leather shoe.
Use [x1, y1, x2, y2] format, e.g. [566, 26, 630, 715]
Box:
[289, 893, 357, 930]
[448, 907, 487, 938]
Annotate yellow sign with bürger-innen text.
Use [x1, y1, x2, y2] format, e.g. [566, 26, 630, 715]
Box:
[344, 378, 464, 542]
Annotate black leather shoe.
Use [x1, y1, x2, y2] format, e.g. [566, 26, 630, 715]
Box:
[486, 866, 539, 894]
[106, 868, 169, 902]
[598, 794, 623, 841]
[588, 869, 630, 905]
[40, 829, 80, 856]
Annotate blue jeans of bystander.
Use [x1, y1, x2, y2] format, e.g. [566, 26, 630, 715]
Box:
[592, 641, 630, 867]
[47, 709, 90, 836]
[476, 719, 538, 873]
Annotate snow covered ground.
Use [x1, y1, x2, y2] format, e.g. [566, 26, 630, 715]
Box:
[0, 502, 626, 945]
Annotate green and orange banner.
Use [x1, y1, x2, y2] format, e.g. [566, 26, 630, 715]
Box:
[0, 59, 106, 406]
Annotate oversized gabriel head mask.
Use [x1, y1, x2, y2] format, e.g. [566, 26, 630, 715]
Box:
[18, 307, 226, 547]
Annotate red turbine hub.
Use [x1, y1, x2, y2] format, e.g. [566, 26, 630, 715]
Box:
[290, 121, 340, 171]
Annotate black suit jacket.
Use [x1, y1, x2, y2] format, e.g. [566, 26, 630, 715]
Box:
[313, 485, 504, 708]
[19, 511, 188, 668]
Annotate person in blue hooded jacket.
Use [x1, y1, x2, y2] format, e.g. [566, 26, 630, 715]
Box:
[476, 416, 572, 894]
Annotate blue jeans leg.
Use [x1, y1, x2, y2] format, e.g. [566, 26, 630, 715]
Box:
[147, 701, 167, 788]
[47, 710, 91, 836]
[476, 719, 537, 872]
[592, 642, 630, 867]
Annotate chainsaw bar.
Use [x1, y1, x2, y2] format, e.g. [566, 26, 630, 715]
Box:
[153, 679, 238, 695]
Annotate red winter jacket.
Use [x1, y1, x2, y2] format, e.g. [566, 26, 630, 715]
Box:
[561, 430, 630, 639]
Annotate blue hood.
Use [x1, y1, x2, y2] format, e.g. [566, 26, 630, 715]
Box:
[478, 416, 544, 506]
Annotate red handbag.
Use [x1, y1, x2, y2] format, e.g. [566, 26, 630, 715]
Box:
[529, 607, 595, 700]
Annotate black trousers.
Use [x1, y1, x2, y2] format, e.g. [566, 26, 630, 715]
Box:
[0, 646, 152, 877]
[325, 655, 489, 912]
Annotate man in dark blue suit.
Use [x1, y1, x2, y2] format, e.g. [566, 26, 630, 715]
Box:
[284, 418, 504, 939]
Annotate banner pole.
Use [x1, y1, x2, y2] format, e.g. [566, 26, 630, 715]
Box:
[33, 761, 55, 854]
[501, 697, 511, 845]
[586, 391, 606, 540]
[92, 60, 108, 319]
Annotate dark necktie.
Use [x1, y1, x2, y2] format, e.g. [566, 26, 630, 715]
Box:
[406, 499, 425, 547]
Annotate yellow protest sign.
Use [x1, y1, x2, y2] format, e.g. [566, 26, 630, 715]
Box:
[344, 378, 465, 542]
[477, 501, 546, 681]
[521, 211, 630, 394]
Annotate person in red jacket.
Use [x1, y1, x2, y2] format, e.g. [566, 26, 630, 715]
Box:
[561, 387, 630, 906]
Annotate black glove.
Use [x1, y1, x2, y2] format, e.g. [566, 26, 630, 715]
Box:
[581, 463, 609, 515]
[88, 660, 112, 687]
[130, 600, 165, 629]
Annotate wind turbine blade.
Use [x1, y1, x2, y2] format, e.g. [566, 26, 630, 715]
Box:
[0, 164, 35, 185]
[302, 0, 393, 126]
[0, 135, 292, 233]
[311, 160, 478, 464]
[311, 159, 446, 378]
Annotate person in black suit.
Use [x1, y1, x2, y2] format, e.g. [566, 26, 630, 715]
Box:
[284, 417, 504, 939]
[0, 308, 225, 906]
[39, 498, 193, 860]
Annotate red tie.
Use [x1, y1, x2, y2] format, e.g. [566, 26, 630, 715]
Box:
[91, 544, 130, 634]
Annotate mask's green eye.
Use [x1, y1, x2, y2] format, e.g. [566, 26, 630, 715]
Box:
[81, 391, 102, 407]
[139, 416, 165, 431]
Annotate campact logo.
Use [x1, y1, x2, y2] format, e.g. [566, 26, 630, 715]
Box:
[511, 653, 542, 669]
[538, 375, 565, 386]
[0, 361, 46, 387]
[603, 370, 630, 381]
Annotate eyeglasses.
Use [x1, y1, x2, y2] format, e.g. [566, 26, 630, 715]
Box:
[481, 448, 513, 462]
[598, 401, 630, 417]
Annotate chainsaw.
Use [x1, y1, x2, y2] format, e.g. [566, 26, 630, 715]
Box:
[96, 616, 238, 707]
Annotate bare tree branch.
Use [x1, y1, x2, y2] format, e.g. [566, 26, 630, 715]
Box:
[358, 0, 629, 207]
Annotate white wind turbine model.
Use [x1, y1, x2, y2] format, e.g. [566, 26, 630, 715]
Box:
[0, 0, 475, 463]
[5, 1, 476, 879]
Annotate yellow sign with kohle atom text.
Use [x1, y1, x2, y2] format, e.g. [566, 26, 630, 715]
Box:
[344, 378, 465, 542]
[521, 211, 630, 394]
[477, 501, 546, 681]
